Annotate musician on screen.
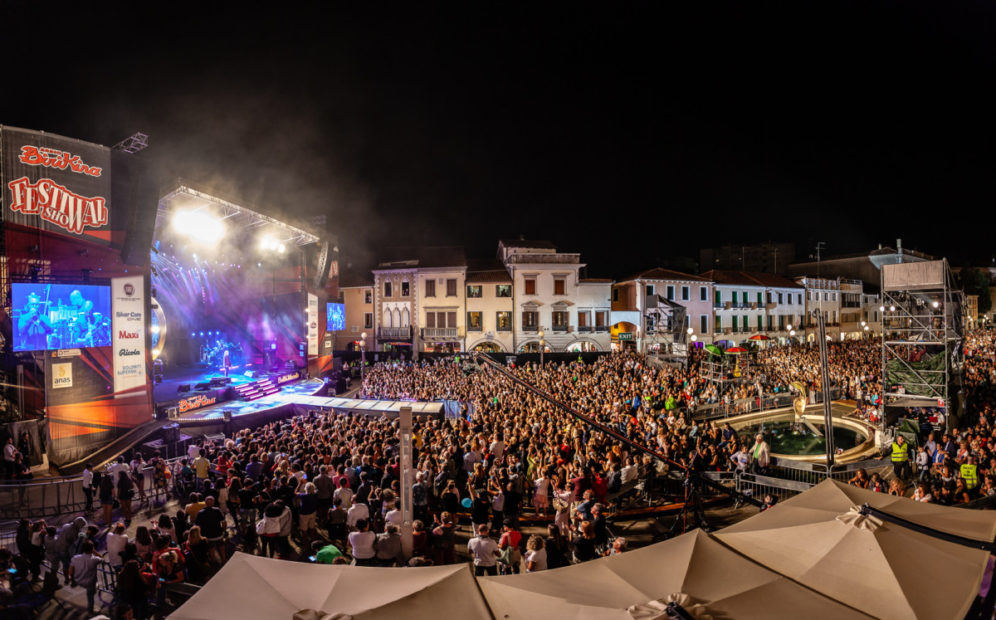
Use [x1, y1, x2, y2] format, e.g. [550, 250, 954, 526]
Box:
[69, 289, 94, 316]
[17, 293, 53, 350]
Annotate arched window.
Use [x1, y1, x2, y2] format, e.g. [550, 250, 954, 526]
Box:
[383, 309, 393, 327]
[394, 308, 402, 328]
[401, 308, 410, 327]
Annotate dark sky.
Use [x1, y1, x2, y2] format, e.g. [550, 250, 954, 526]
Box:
[2, 1, 994, 278]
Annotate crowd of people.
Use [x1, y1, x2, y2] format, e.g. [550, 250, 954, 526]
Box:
[6, 331, 996, 618]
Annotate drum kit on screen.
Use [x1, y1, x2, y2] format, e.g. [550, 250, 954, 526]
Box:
[47, 304, 111, 348]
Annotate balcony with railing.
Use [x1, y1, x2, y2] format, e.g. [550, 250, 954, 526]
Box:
[552, 325, 569, 332]
[594, 325, 609, 333]
[421, 327, 461, 339]
[578, 326, 592, 333]
[378, 327, 412, 340]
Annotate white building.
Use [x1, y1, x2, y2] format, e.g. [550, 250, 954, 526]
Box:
[701, 270, 805, 345]
[498, 239, 611, 352]
[796, 276, 843, 342]
[464, 261, 515, 353]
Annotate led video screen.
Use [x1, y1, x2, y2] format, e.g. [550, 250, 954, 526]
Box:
[12, 283, 112, 351]
[326, 303, 345, 332]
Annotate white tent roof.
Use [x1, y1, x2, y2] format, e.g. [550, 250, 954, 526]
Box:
[168, 552, 492, 620]
[478, 529, 872, 620]
[714, 479, 996, 620]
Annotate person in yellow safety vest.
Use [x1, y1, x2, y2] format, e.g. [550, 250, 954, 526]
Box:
[890, 434, 911, 480]
[960, 455, 979, 491]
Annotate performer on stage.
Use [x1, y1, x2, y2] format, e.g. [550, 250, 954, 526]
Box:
[222, 349, 232, 377]
[16, 293, 53, 350]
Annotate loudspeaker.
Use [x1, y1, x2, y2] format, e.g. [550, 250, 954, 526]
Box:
[113, 150, 158, 267]
[177, 384, 192, 394]
[209, 377, 232, 387]
[194, 382, 211, 391]
[312, 240, 334, 290]
[223, 411, 233, 423]
[162, 423, 180, 443]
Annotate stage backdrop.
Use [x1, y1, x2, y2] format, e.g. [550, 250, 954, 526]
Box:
[1, 126, 154, 468]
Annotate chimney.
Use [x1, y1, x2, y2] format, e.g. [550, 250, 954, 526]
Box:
[897, 238, 903, 263]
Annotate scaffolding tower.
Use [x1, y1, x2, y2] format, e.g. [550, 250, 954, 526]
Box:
[644, 294, 688, 359]
[880, 259, 964, 430]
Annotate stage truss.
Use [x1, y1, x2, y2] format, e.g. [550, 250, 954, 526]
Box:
[880, 259, 964, 428]
[158, 185, 320, 247]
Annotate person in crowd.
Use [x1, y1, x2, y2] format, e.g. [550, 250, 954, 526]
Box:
[68, 540, 102, 615]
[467, 524, 500, 576]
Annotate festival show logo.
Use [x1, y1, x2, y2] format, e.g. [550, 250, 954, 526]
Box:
[18, 145, 103, 177]
[7, 176, 108, 235]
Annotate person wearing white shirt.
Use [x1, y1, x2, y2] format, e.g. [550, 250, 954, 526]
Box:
[384, 505, 403, 528]
[334, 483, 354, 510]
[105, 522, 129, 567]
[467, 524, 500, 576]
[348, 518, 376, 565]
[346, 502, 369, 529]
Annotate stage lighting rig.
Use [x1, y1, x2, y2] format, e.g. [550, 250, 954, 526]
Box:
[171, 209, 226, 244]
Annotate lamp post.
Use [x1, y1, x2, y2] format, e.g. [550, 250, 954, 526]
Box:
[538, 329, 545, 366]
[360, 331, 367, 392]
[789, 329, 796, 362]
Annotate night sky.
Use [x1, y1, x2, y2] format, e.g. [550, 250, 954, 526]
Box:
[2, 1, 993, 278]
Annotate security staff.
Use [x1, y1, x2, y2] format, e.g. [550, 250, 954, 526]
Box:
[890, 434, 911, 480]
[961, 455, 979, 491]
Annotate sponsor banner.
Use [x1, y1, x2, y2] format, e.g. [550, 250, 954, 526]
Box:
[52, 362, 73, 389]
[275, 370, 301, 386]
[1, 126, 113, 244]
[307, 293, 319, 356]
[111, 276, 147, 393]
[178, 393, 218, 414]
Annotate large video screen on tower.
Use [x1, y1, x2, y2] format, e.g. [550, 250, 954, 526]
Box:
[11, 283, 112, 351]
[327, 302, 345, 331]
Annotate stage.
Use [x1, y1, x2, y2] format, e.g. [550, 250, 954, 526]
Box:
[153, 367, 256, 405]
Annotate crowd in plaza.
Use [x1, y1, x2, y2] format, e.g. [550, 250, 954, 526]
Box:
[6, 332, 996, 617]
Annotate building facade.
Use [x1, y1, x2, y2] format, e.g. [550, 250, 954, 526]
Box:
[611, 268, 714, 351]
[337, 282, 374, 350]
[464, 264, 515, 352]
[702, 270, 805, 345]
[417, 265, 467, 353]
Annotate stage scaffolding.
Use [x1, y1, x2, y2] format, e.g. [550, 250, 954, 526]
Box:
[644, 294, 687, 359]
[880, 259, 964, 430]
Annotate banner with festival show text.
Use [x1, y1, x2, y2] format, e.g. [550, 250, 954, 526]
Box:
[1, 126, 114, 245]
[111, 276, 147, 392]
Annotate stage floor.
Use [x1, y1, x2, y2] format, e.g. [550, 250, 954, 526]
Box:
[154, 366, 257, 405]
[178, 378, 328, 421]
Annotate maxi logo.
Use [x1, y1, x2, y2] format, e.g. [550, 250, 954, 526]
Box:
[178, 394, 217, 413]
[7, 176, 108, 234]
[17, 145, 103, 177]
[118, 330, 140, 339]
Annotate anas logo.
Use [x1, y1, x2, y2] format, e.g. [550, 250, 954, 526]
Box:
[123, 283, 135, 297]
[52, 362, 73, 389]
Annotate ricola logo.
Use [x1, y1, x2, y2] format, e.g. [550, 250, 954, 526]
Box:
[7, 176, 108, 234]
[118, 349, 141, 356]
[118, 330, 140, 339]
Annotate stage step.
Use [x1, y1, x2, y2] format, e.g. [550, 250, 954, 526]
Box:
[235, 377, 281, 401]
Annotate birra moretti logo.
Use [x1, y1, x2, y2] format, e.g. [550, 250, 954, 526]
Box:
[7, 176, 108, 234]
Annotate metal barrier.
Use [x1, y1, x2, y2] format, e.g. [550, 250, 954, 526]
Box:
[0, 462, 162, 519]
[735, 472, 814, 501]
[691, 388, 842, 421]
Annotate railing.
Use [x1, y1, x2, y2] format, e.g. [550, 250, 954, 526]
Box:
[378, 327, 411, 340]
[691, 387, 844, 421]
[551, 325, 568, 332]
[422, 328, 459, 339]
[578, 326, 592, 333]
[594, 326, 609, 332]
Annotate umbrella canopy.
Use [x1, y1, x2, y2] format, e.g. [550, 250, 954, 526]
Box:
[169, 552, 493, 620]
[478, 529, 872, 620]
[725, 346, 748, 354]
[704, 344, 723, 356]
[748, 334, 771, 341]
[714, 479, 996, 620]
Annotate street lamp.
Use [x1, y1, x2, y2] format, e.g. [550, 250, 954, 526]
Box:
[360, 331, 367, 391]
[538, 329, 545, 366]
